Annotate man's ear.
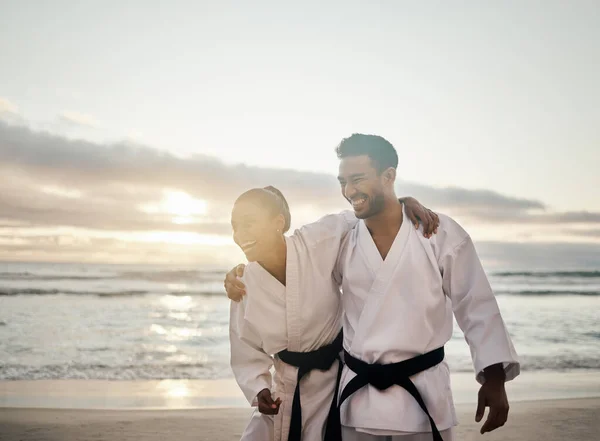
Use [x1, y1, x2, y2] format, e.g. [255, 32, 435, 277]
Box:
[382, 167, 396, 185]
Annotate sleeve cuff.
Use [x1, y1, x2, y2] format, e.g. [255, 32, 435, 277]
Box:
[475, 361, 521, 385]
[243, 380, 271, 406]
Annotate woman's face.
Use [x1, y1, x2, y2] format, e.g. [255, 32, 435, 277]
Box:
[231, 198, 281, 261]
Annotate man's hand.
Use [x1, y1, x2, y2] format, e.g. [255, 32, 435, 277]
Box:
[402, 197, 439, 238]
[224, 264, 246, 302]
[257, 388, 282, 415]
[476, 364, 509, 434]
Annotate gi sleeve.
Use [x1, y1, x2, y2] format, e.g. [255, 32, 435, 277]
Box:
[440, 235, 520, 384]
[229, 299, 274, 405]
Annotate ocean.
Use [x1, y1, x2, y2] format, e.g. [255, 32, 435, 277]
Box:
[0, 261, 599, 381]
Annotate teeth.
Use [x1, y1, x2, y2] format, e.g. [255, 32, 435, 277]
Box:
[352, 198, 366, 207]
[241, 241, 257, 250]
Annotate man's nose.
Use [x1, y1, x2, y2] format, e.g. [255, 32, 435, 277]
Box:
[344, 183, 357, 198]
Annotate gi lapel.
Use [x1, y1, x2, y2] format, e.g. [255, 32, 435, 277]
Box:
[284, 236, 302, 352]
[350, 205, 411, 354]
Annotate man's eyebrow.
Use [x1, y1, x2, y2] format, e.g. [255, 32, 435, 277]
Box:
[338, 173, 366, 181]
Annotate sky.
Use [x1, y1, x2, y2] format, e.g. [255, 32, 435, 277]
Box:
[0, 1, 599, 265]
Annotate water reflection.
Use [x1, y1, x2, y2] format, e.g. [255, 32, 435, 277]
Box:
[159, 295, 193, 310]
[156, 379, 192, 407]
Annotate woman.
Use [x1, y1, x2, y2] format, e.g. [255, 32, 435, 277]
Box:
[229, 186, 438, 441]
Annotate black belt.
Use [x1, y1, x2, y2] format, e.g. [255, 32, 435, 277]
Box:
[339, 347, 445, 441]
[277, 331, 343, 441]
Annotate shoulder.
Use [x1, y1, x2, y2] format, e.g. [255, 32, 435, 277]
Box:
[291, 210, 357, 247]
[235, 263, 263, 317]
[427, 212, 471, 259]
[240, 262, 262, 287]
[436, 212, 469, 241]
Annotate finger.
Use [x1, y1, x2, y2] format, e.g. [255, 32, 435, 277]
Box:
[259, 404, 276, 415]
[426, 212, 435, 236]
[420, 212, 429, 235]
[497, 405, 509, 427]
[234, 280, 246, 291]
[480, 408, 500, 434]
[407, 211, 419, 228]
[475, 392, 486, 422]
[225, 282, 240, 299]
[257, 400, 268, 414]
[263, 394, 277, 409]
[226, 274, 245, 290]
[429, 210, 439, 234]
[231, 284, 246, 297]
[424, 216, 432, 237]
[226, 273, 238, 287]
[258, 394, 276, 410]
[228, 292, 242, 302]
[235, 264, 245, 277]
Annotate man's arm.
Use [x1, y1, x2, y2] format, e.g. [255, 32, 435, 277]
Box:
[440, 234, 520, 433]
[224, 264, 246, 301]
[224, 197, 440, 301]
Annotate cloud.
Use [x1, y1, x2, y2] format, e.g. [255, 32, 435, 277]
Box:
[0, 121, 598, 241]
[58, 111, 100, 128]
[395, 182, 545, 211]
[0, 97, 25, 125]
[0, 98, 18, 115]
[0, 233, 241, 265]
[460, 209, 600, 224]
[563, 228, 600, 238]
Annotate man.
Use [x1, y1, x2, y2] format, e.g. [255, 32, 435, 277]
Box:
[226, 134, 519, 441]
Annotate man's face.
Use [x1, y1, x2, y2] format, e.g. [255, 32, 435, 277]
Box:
[337, 155, 386, 219]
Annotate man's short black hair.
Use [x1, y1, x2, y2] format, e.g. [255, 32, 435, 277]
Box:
[335, 133, 398, 173]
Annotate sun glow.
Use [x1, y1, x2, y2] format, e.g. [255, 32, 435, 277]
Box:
[140, 189, 207, 224]
[136, 231, 232, 246]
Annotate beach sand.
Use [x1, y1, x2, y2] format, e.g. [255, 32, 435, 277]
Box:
[1, 374, 599, 441]
[0, 398, 598, 441]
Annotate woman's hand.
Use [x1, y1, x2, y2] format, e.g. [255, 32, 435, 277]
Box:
[224, 264, 246, 302]
[402, 197, 439, 238]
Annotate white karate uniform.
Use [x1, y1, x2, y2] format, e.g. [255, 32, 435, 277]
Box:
[230, 211, 357, 441]
[341, 426, 454, 441]
[335, 205, 520, 439]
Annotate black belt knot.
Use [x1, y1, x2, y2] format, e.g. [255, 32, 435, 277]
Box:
[277, 331, 343, 441]
[339, 346, 445, 441]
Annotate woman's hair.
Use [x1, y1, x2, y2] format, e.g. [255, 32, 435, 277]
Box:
[235, 186, 291, 233]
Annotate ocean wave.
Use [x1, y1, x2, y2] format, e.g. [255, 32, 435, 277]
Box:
[118, 270, 225, 283]
[0, 269, 226, 283]
[0, 363, 229, 381]
[2, 358, 599, 381]
[493, 270, 600, 278]
[0, 272, 114, 281]
[2, 287, 597, 297]
[496, 290, 599, 296]
[0, 288, 224, 297]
